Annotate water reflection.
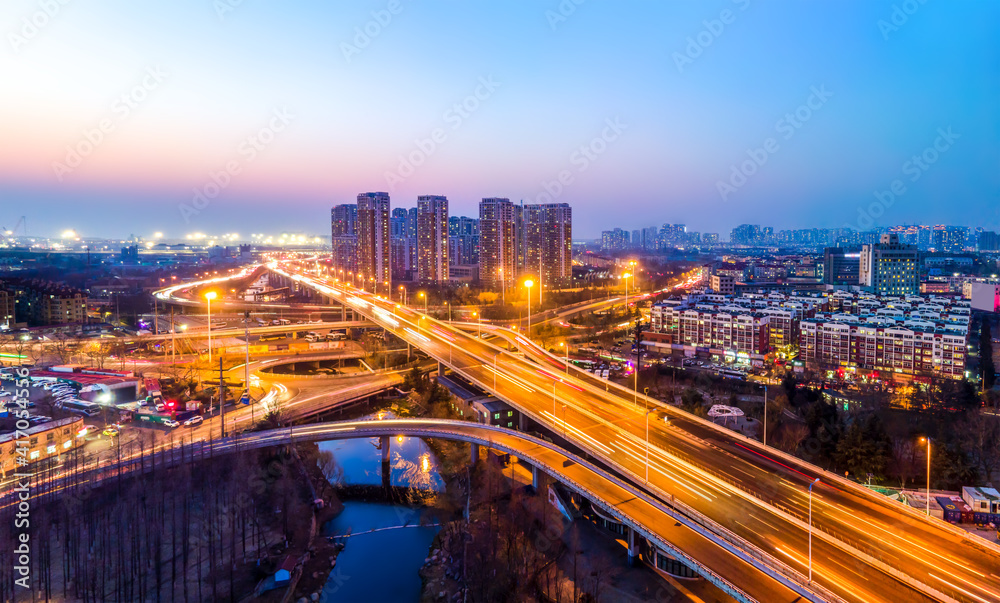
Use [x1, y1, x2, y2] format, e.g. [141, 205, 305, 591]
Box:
[318, 413, 447, 602]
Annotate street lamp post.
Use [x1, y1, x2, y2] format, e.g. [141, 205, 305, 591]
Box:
[763, 384, 768, 448]
[205, 291, 217, 364]
[808, 477, 820, 583]
[473, 311, 480, 337]
[493, 352, 500, 390]
[559, 342, 568, 374]
[552, 380, 560, 419]
[645, 408, 654, 482]
[922, 437, 932, 515]
[499, 268, 505, 306]
[420, 291, 427, 315]
[244, 310, 253, 425]
[525, 279, 534, 336]
[622, 271, 632, 318]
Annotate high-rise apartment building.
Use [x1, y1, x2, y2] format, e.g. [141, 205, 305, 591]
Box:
[330, 203, 358, 273]
[730, 224, 765, 246]
[416, 195, 449, 283]
[860, 234, 919, 296]
[525, 203, 572, 289]
[933, 225, 969, 254]
[448, 216, 479, 266]
[642, 226, 659, 250]
[978, 231, 1000, 252]
[601, 228, 629, 251]
[479, 198, 518, 288]
[331, 204, 357, 237]
[356, 192, 391, 289]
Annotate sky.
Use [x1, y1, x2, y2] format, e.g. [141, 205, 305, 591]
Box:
[1, 0, 997, 240]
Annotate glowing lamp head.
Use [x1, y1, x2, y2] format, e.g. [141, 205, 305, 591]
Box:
[524, 279, 534, 288]
[204, 291, 217, 301]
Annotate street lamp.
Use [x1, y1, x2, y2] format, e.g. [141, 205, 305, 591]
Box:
[473, 311, 480, 336]
[524, 279, 534, 336]
[493, 351, 500, 390]
[808, 477, 820, 583]
[921, 437, 931, 515]
[621, 271, 633, 317]
[399, 285, 406, 305]
[645, 408, 655, 482]
[204, 291, 217, 363]
[559, 342, 568, 374]
[552, 379, 561, 418]
[419, 291, 427, 314]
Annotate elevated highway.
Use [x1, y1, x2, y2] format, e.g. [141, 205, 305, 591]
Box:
[31, 419, 805, 603]
[156, 265, 1000, 603]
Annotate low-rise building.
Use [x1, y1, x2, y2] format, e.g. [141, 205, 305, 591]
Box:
[1, 278, 87, 326]
[0, 416, 85, 474]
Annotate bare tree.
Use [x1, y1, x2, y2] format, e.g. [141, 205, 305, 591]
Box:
[890, 437, 921, 489]
[49, 335, 73, 364]
[775, 422, 810, 454]
[962, 409, 1000, 486]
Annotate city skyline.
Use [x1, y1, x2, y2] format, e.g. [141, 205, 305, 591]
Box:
[2, 0, 997, 239]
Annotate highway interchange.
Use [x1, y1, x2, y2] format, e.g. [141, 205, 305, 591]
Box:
[257, 261, 1000, 603]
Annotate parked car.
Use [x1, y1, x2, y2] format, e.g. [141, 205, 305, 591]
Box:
[163, 419, 180, 428]
[103, 425, 120, 437]
[183, 415, 204, 427]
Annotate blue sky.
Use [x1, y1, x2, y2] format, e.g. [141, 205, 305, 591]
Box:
[1, 0, 997, 239]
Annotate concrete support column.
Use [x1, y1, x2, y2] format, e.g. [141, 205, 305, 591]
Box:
[627, 526, 639, 567]
[380, 435, 391, 490]
[470, 443, 480, 465]
[379, 435, 390, 463]
[518, 412, 527, 432]
[531, 464, 541, 491]
[438, 361, 446, 375]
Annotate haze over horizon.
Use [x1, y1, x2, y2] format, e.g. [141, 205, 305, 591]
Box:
[2, 0, 997, 240]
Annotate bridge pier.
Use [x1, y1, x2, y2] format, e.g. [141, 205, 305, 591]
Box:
[518, 412, 526, 432]
[437, 361, 446, 376]
[531, 464, 541, 491]
[380, 435, 391, 490]
[470, 443, 480, 465]
[627, 526, 639, 567]
[379, 435, 390, 463]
